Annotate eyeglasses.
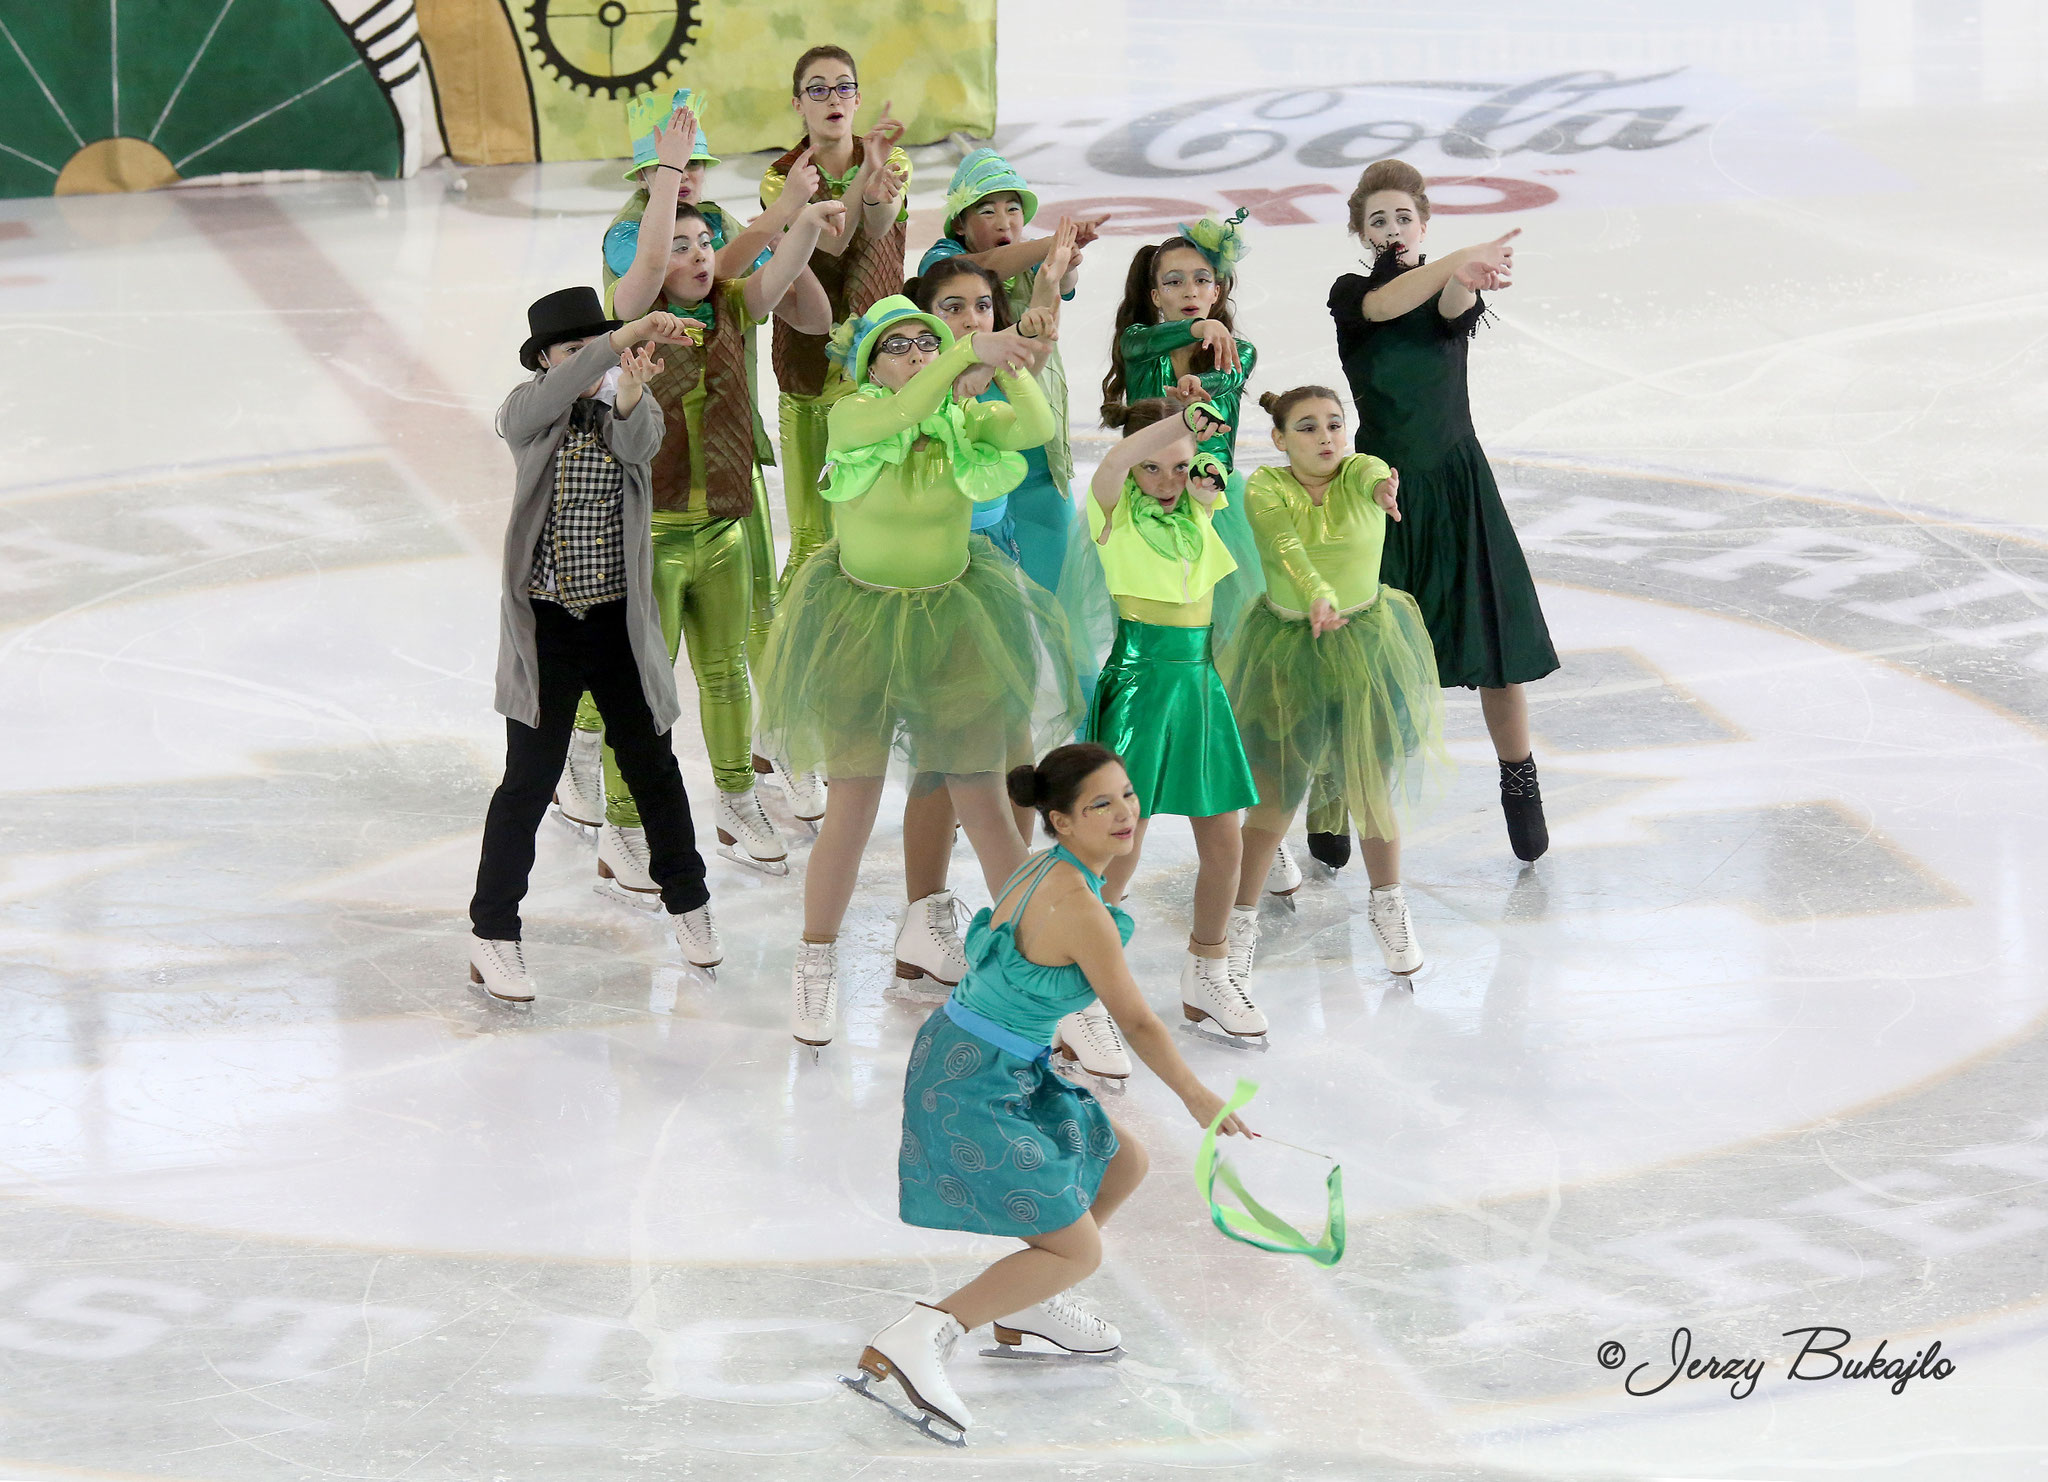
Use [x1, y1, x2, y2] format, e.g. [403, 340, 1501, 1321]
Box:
[800, 80, 859, 101]
[876, 332, 942, 356]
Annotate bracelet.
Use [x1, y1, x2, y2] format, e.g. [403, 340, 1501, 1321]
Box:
[655, 164, 685, 176]
[862, 197, 886, 207]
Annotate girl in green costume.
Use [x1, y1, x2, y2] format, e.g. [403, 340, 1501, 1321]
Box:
[1085, 397, 1268, 1049]
[572, 190, 840, 893]
[1219, 387, 1449, 986]
[754, 297, 1080, 1050]
[1100, 212, 1307, 899]
[1331, 159, 1553, 862]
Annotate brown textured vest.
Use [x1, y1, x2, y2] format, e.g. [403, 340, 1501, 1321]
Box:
[646, 280, 759, 519]
[765, 138, 908, 398]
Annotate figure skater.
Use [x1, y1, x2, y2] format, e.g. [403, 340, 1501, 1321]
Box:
[1219, 387, 1448, 985]
[843, 743, 1251, 1446]
[753, 296, 1078, 1047]
[1329, 159, 1554, 861]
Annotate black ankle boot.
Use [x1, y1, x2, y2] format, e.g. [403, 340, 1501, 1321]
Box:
[1499, 756, 1549, 862]
[1307, 831, 1351, 870]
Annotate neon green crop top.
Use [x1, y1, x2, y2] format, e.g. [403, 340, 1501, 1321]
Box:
[823, 335, 1054, 588]
[1086, 477, 1236, 625]
[1243, 453, 1395, 613]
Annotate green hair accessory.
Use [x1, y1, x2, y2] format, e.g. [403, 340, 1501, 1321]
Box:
[1175, 206, 1251, 278]
[1194, 1078, 1345, 1266]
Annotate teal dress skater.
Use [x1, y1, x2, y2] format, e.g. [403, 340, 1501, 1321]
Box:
[899, 846, 1130, 1237]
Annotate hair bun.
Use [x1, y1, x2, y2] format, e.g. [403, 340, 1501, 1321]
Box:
[1005, 763, 1042, 810]
[1100, 400, 1130, 430]
[1257, 391, 1282, 414]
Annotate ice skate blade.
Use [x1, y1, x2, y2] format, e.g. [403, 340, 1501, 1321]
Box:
[593, 877, 662, 912]
[1178, 1020, 1269, 1052]
[884, 979, 950, 1008]
[982, 1338, 1124, 1363]
[715, 840, 790, 876]
[1267, 890, 1299, 913]
[839, 1367, 967, 1447]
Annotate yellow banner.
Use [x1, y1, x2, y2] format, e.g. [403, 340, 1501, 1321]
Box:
[418, 0, 996, 165]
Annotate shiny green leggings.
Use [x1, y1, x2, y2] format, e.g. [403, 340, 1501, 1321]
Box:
[575, 499, 768, 821]
[776, 390, 835, 590]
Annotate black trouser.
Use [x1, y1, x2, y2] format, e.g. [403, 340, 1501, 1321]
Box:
[470, 598, 709, 939]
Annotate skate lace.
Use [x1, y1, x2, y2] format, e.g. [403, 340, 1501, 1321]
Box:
[504, 941, 527, 974]
[1077, 1003, 1126, 1056]
[682, 904, 717, 944]
[1041, 1293, 1110, 1342]
[1197, 954, 1256, 1014]
[729, 789, 777, 840]
[614, 827, 652, 874]
[927, 894, 971, 965]
[797, 945, 836, 1020]
[1371, 891, 1412, 952]
[1499, 758, 1541, 799]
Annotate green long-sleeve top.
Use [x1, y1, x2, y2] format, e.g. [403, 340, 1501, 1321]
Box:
[1118, 320, 1257, 471]
[1244, 454, 1396, 614]
[824, 335, 1054, 588]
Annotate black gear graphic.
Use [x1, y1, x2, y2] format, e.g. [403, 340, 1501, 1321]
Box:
[522, 0, 698, 98]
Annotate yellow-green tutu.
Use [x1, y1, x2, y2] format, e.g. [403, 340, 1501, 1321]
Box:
[757, 535, 1083, 779]
[1217, 587, 1448, 840]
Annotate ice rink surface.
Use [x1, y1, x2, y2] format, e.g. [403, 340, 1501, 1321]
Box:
[4, 2, 2048, 1477]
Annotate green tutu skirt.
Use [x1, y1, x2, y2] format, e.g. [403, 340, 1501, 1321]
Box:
[756, 536, 1083, 779]
[1218, 588, 1448, 840]
[1086, 618, 1257, 819]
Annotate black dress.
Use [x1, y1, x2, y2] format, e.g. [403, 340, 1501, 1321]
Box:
[1328, 267, 1558, 690]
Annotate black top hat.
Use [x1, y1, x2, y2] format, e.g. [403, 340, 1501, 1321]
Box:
[519, 286, 622, 371]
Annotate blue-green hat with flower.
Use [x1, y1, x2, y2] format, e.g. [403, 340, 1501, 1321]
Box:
[943, 147, 1039, 236]
[828, 294, 955, 384]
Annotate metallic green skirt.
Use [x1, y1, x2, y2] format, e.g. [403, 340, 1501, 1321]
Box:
[1085, 618, 1257, 819]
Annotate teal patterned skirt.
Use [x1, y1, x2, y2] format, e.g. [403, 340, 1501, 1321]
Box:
[898, 1005, 1118, 1237]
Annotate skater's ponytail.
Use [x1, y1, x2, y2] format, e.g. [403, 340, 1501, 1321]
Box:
[1347, 159, 1430, 240]
[1100, 396, 1181, 436]
[1008, 743, 1123, 837]
[1260, 385, 1343, 428]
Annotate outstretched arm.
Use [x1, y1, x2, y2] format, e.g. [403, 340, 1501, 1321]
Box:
[611, 107, 699, 320]
[1360, 228, 1518, 322]
[1063, 891, 1251, 1136]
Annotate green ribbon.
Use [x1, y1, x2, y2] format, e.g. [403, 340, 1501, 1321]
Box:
[1194, 1078, 1346, 1267]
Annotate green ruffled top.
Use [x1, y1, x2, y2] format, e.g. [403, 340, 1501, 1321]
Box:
[824, 335, 1054, 588]
[1086, 476, 1236, 624]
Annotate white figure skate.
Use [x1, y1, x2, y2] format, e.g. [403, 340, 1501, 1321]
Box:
[1368, 883, 1423, 976]
[891, 891, 969, 1004]
[791, 940, 839, 1051]
[1265, 839, 1302, 910]
[468, 938, 533, 1004]
[713, 787, 789, 876]
[758, 752, 827, 831]
[671, 903, 721, 971]
[595, 822, 661, 910]
[841, 1302, 970, 1447]
[1225, 905, 1261, 991]
[986, 1291, 1123, 1361]
[552, 728, 604, 831]
[1180, 950, 1269, 1050]
[1052, 1000, 1130, 1093]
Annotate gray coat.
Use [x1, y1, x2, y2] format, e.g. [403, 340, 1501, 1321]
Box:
[491, 335, 680, 733]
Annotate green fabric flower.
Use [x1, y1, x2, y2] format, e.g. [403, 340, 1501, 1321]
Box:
[824, 387, 1026, 505]
[1176, 207, 1251, 277]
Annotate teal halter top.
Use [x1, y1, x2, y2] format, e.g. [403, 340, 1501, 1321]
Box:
[949, 845, 1137, 1046]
